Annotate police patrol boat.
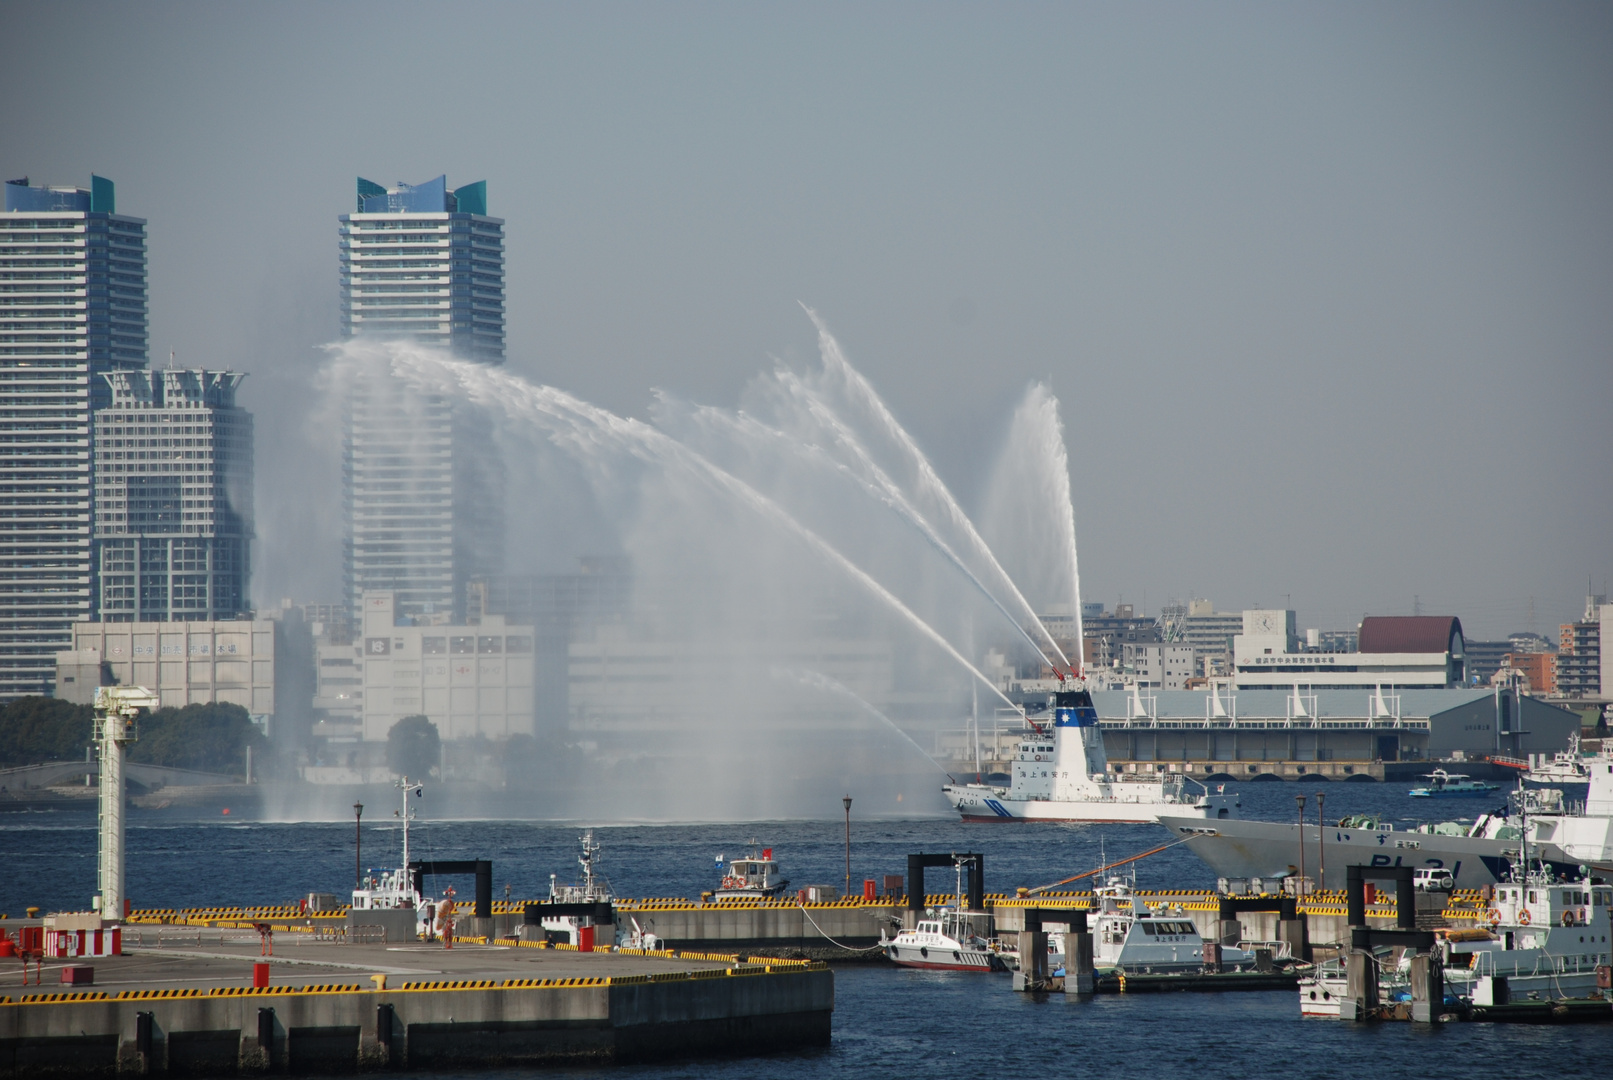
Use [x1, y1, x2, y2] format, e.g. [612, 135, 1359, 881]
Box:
[880, 859, 1008, 972]
[944, 685, 1240, 823]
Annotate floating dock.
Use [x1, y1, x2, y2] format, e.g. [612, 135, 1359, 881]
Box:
[0, 928, 830, 1076]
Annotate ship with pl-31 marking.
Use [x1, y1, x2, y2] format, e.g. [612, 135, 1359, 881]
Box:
[1161, 755, 1613, 889]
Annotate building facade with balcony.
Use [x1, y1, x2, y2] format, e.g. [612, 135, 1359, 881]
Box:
[339, 176, 505, 624]
[0, 176, 146, 698]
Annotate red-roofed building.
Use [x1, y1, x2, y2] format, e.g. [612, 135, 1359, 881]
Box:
[1234, 610, 1467, 689]
[1358, 616, 1464, 656]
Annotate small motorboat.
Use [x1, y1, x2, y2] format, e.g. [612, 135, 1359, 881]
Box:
[881, 857, 1009, 972]
[882, 908, 1009, 971]
[1409, 770, 1498, 798]
[713, 844, 790, 899]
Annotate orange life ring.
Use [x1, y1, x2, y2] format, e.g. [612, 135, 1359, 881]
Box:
[1517, 908, 1531, 925]
[1487, 908, 1502, 926]
[1562, 911, 1575, 927]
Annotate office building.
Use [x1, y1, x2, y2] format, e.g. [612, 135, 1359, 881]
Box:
[1121, 642, 1198, 691]
[1180, 600, 1244, 676]
[1080, 605, 1161, 672]
[1464, 639, 1514, 686]
[61, 619, 279, 727]
[355, 590, 535, 743]
[92, 369, 252, 622]
[339, 176, 505, 623]
[0, 176, 147, 698]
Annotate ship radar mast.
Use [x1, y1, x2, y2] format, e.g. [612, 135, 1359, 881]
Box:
[395, 776, 424, 875]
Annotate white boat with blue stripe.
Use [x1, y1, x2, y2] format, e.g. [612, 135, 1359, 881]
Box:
[944, 687, 1241, 824]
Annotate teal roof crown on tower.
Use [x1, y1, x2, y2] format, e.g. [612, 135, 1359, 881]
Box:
[355, 175, 487, 215]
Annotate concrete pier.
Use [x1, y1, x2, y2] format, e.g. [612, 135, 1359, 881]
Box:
[0, 934, 831, 1076]
[613, 899, 895, 960]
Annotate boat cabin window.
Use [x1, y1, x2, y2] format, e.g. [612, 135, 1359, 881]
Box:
[1529, 891, 1538, 904]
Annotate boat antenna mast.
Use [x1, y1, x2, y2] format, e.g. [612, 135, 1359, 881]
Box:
[395, 776, 424, 880]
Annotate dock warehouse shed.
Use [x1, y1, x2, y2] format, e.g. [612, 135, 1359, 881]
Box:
[1090, 688, 1579, 770]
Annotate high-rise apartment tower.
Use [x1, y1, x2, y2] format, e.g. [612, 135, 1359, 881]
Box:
[0, 176, 147, 698]
[338, 177, 505, 624]
[93, 369, 253, 622]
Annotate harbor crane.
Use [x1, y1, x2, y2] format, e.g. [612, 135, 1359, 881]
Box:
[93, 686, 159, 920]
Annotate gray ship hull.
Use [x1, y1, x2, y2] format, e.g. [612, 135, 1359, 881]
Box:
[1156, 815, 1581, 890]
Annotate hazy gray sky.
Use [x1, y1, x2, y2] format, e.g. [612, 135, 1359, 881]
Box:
[5, 2, 1609, 639]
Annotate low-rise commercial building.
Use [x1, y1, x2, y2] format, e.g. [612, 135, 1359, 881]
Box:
[357, 590, 535, 742]
[60, 619, 278, 730]
[1120, 642, 1197, 691]
[1232, 612, 1465, 690]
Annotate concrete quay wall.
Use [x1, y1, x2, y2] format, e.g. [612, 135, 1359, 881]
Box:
[0, 969, 832, 1077]
[617, 903, 897, 960]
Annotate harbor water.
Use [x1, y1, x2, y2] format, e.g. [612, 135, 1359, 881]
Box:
[3, 782, 1608, 1077]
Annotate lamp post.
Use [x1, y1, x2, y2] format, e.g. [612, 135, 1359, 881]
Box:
[354, 802, 364, 889]
[842, 795, 853, 896]
[1294, 794, 1307, 893]
[1315, 792, 1326, 891]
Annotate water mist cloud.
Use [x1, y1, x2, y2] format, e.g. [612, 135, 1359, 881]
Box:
[305, 321, 1081, 819]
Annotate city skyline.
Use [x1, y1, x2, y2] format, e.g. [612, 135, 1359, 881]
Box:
[3, 4, 1608, 643]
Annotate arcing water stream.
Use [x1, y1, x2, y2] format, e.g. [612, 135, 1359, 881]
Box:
[320, 313, 1085, 818]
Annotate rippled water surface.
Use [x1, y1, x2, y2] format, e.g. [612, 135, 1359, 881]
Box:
[4, 783, 1606, 1075]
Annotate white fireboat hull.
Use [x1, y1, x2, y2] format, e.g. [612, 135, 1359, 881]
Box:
[945, 782, 1229, 824]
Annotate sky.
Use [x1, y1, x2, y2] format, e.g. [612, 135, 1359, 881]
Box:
[4, 1, 1609, 641]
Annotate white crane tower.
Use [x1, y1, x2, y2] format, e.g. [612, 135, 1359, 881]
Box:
[93, 685, 159, 920]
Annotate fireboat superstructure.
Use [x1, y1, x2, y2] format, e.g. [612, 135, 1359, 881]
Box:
[944, 685, 1239, 823]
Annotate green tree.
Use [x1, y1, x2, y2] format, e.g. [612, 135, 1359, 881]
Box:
[128, 702, 265, 775]
[0, 697, 94, 767]
[387, 715, 440, 779]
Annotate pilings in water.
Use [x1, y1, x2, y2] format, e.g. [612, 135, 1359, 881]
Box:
[1339, 864, 1438, 1023]
[1010, 909, 1091, 994]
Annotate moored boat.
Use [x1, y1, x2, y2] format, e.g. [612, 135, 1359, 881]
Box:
[881, 908, 1009, 972]
[881, 860, 1008, 972]
[1165, 761, 1613, 890]
[1045, 877, 1261, 973]
[1300, 820, 1613, 1016]
[713, 844, 790, 898]
[350, 776, 437, 939]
